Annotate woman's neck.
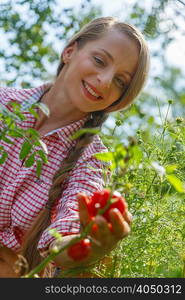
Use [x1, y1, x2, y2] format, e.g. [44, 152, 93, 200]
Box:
[34, 87, 88, 135]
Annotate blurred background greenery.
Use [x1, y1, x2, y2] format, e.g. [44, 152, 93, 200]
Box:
[0, 0, 185, 129]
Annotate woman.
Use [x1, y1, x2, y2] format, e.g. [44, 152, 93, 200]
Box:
[0, 16, 150, 277]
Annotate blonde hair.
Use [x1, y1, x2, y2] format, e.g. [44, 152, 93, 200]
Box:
[20, 17, 150, 277]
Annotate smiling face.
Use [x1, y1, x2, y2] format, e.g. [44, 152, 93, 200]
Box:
[55, 29, 139, 115]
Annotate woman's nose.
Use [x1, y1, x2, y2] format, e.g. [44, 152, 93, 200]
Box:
[97, 71, 113, 89]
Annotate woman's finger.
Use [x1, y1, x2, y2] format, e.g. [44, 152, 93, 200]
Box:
[77, 193, 91, 228]
[123, 210, 132, 225]
[90, 215, 115, 249]
[109, 208, 131, 239]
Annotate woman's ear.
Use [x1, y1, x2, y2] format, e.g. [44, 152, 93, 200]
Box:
[62, 42, 77, 64]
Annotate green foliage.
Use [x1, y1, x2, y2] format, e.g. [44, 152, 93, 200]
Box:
[0, 101, 48, 176]
[95, 100, 185, 278]
[0, 148, 8, 164]
[122, 0, 185, 118]
[70, 128, 100, 140]
[0, 0, 101, 86]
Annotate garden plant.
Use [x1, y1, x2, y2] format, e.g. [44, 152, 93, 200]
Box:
[0, 98, 184, 278]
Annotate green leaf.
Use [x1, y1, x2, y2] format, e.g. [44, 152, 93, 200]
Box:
[1, 136, 14, 144]
[0, 150, 8, 164]
[49, 228, 63, 241]
[36, 160, 42, 178]
[166, 174, 185, 193]
[26, 128, 40, 138]
[14, 112, 26, 121]
[130, 13, 138, 19]
[36, 149, 48, 163]
[19, 141, 32, 160]
[25, 152, 35, 167]
[70, 128, 100, 140]
[0, 104, 24, 121]
[114, 144, 127, 156]
[147, 116, 154, 125]
[29, 107, 39, 119]
[165, 164, 178, 174]
[0, 104, 10, 116]
[94, 152, 114, 162]
[8, 130, 24, 138]
[8, 101, 22, 110]
[130, 145, 143, 165]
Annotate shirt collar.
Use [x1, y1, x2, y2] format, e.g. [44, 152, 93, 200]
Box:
[6, 84, 89, 142]
[6, 84, 48, 110]
[56, 116, 89, 142]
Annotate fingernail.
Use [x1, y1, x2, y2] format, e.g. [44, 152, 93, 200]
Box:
[95, 215, 104, 223]
[128, 211, 132, 218]
[112, 208, 120, 214]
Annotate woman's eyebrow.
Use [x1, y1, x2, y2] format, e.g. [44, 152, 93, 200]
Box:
[98, 48, 132, 79]
[98, 48, 114, 61]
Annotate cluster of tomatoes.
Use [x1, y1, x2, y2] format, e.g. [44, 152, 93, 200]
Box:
[67, 189, 127, 261]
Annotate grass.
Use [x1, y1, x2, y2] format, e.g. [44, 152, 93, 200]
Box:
[54, 100, 185, 278]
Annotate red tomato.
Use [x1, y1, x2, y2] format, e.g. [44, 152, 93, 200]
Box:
[67, 238, 91, 261]
[87, 189, 127, 222]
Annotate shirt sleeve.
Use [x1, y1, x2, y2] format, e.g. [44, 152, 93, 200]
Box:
[37, 155, 110, 253]
[0, 87, 13, 105]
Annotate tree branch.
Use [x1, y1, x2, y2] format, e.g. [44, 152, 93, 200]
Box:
[176, 0, 185, 6]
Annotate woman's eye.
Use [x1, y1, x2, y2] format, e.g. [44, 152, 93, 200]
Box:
[115, 77, 126, 88]
[93, 56, 105, 66]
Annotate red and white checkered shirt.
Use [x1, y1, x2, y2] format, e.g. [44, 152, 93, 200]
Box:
[0, 85, 109, 253]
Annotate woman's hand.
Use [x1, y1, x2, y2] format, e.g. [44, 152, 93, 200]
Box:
[51, 192, 132, 269]
[0, 246, 19, 277]
[77, 192, 132, 263]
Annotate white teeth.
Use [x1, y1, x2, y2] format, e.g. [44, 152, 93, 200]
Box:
[84, 81, 99, 98]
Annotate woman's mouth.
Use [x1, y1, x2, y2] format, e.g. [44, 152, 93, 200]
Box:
[82, 80, 103, 101]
